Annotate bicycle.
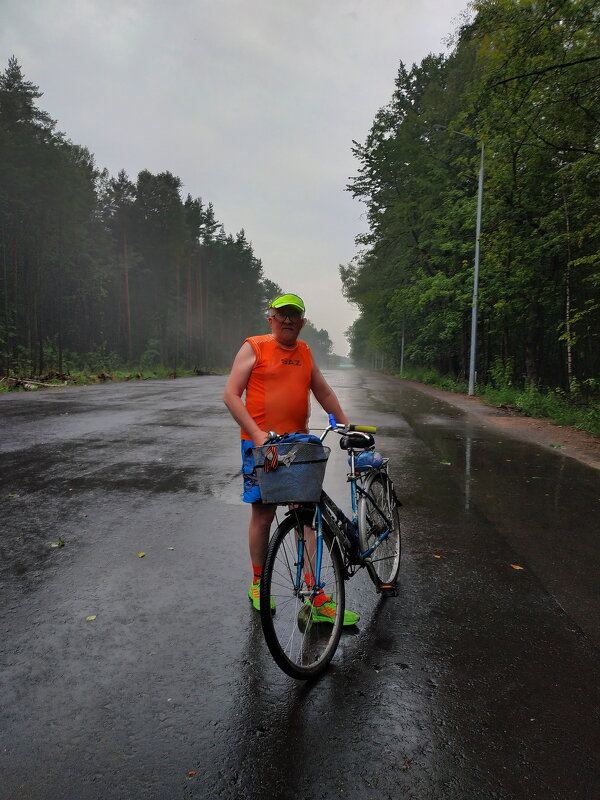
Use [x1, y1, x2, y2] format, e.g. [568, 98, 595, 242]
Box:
[254, 414, 401, 680]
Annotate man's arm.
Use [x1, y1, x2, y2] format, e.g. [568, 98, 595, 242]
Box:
[310, 362, 350, 426]
[222, 342, 269, 446]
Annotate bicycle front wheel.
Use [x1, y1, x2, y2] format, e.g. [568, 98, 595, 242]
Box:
[260, 509, 345, 680]
[358, 471, 401, 588]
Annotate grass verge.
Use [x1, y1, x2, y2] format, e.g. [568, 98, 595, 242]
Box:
[397, 366, 600, 438]
[0, 366, 221, 393]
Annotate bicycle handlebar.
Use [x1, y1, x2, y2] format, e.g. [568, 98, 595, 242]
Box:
[349, 424, 377, 433]
[326, 414, 377, 436]
[264, 417, 377, 444]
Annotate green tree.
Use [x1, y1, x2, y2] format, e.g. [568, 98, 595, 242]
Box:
[344, 0, 599, 391]
[0, 57, 335, 379]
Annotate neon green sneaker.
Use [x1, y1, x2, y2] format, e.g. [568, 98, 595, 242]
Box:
[248, 580, 275, 613]
[309, 598, 359, 626]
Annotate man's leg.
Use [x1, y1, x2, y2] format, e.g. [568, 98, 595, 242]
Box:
[249, 502, 277, 568]
[247, 502, 277, 611]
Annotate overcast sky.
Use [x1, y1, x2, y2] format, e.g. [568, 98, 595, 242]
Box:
[2, 0, 469, 355]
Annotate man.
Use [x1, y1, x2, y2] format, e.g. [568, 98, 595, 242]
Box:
[223, 292, 359, 625]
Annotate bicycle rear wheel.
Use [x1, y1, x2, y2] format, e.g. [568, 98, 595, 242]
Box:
[358, 471, 401, 588]
[260, 509, 345, 680]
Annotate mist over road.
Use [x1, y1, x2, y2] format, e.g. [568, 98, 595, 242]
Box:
[1, 372, 598, 799]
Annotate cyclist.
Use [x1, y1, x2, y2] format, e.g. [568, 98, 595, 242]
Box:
[223, 292, 359, 625]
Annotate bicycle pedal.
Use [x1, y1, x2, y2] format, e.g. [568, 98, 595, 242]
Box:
[377, 584, 398, 597]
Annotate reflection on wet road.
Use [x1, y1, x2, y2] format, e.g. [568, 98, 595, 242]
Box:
[365, 376, 600, 646]
[1, 372, 598, 799]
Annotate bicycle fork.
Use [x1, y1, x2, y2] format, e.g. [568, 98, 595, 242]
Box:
[294, 508, 326, 600]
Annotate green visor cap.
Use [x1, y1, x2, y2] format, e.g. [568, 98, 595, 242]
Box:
[269, 293, 305, 315]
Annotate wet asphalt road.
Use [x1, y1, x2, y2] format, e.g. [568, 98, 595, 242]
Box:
[1, 370, 599, 800]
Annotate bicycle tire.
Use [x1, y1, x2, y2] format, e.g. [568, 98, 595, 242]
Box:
[358, 471, 401, 588]
[260, 509, 345, 680]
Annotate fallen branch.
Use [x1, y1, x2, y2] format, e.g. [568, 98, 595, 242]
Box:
[6, 376, 67, 389]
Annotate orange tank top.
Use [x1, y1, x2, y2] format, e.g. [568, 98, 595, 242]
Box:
[241, 334, 313, 441]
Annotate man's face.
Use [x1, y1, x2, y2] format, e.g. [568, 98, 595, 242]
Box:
[268, 306, 305, 346]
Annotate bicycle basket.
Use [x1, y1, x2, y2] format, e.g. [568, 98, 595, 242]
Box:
[252, 440, 330, 503]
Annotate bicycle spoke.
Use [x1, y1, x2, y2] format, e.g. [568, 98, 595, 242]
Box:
[358, 472, 401, 587]
[260, 514, 344, 679]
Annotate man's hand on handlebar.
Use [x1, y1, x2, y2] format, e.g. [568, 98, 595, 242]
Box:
[327, 413, 377, 435]
[252, 430, 270, 447]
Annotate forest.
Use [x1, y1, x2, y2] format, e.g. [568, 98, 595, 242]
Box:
[0, 57, 333, 378]
[343, 0, 599, 398]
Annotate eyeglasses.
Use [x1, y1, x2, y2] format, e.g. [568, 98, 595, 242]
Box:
[270, 310, 303, 322]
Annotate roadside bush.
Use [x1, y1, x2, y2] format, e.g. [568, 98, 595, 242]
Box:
[514, 386, 600, 437]
[398, 365, 468, 394]
[488, 357, 514, 390]
[398, 364, 600, 438]
[82, 344, 122, 374]
[140, 340, 162, 370]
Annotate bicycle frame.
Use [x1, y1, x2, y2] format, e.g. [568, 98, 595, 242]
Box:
[320, 483, 393, 562]
[285, 422, 395, 595]
[260, 417, 401, 678]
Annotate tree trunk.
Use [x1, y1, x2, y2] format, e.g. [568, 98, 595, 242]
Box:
[185, 257, 192, 366]
[195, 256, 203, 366]
[36, 301, 43, 376]
[57, 222, 64, 375]
[2, 234, 9, 377]
[524, 302, 540, 385]
[123, 231, 133, 364]
[563, 194, 573, 389]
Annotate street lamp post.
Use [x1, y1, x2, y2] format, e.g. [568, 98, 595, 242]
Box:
[434, 125, 484, 396]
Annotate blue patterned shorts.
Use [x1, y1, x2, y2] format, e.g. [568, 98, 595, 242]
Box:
[241, 440, 262, 503]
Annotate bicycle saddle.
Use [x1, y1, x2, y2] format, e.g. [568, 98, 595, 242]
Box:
[339, 432, 375, 450]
